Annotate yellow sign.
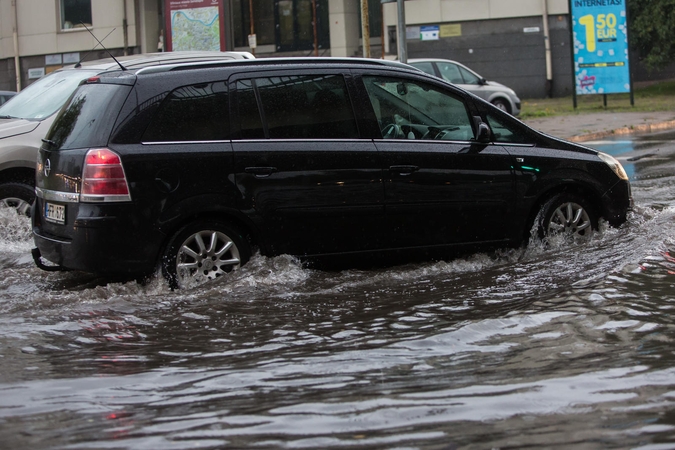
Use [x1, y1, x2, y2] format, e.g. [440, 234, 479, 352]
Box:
[440, 24, 462, 37]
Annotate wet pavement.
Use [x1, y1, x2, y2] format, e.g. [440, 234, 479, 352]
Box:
[1, 129, 675, 449]
[524, 110, 675, 141]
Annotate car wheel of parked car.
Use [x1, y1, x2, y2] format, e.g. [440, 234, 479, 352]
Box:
[491, 98, 510, 113]
[162, 221, 251, 289]
[539, 193, 598, 242]
[0, 182, 34, 217]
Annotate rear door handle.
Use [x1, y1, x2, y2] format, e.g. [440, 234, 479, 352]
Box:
[245, 166, 277, 178]
[389, 165, 419, 175]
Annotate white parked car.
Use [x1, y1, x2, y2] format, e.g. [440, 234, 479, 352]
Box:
[407, 58, 521, 116]
[0, 51, 253, 215]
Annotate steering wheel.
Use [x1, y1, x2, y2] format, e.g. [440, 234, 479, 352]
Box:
[422, 126, 441, 140]
[421, 126, 459, 140]
[382, 123, 404, 139]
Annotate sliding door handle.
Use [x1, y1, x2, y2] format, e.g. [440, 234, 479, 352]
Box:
[389, 165, 419, 175]
[245, 166, 277, 177]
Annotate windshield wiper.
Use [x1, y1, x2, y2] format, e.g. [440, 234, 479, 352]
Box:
[0, 115, 16, 119]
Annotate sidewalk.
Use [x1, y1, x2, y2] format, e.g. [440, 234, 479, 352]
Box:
[523, 110, 675, 142]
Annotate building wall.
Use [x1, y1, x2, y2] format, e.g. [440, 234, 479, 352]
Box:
[0, 0, 138, 90]
[382, 0, 572, 99]
[405, 15, 573, 98]
[329, 0, 360, 57]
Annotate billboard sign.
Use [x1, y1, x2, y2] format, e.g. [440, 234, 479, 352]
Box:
[164, 0, 227, 52]
[570, 0, 630, 95]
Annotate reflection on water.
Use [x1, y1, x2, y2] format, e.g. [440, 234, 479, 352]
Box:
[3, 135, 675, 448]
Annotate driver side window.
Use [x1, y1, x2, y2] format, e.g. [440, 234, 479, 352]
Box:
[363, 76, 474, 141]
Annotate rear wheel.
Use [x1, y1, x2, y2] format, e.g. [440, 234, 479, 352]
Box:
[0, 182, 34, 217]
[538, 193, 598, 242]
[162, 221, 251, 289]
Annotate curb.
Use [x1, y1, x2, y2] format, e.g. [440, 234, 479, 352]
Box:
[567, 119, 675, 142]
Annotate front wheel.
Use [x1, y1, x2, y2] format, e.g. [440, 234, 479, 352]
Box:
[538, 193, 598, 242]
[0, 182, 34, 217]
[162, 221, 251, 289]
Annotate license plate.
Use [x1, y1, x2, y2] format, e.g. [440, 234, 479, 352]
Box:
[45, 202, 65, 224]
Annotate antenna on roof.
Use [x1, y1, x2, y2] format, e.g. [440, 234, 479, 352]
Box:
[77, 23, 127, 71]
[74, 28, 116, 68]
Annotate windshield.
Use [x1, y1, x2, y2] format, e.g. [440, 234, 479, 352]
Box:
[0, 69, 99, 120]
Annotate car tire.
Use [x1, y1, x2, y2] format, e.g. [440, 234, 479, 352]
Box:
[538, 193, 598, 242]
[0, 182, 34, 217]
[491, 98, 511, 113]
[161, 220, 251, 289]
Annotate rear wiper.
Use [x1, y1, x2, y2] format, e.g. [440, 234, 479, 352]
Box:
[41, 138, 57, 147]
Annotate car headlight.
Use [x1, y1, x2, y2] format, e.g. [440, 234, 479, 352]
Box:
[598, 151, 629, 181]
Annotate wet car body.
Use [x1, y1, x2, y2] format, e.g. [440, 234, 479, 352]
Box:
[32, 58, 631, 287]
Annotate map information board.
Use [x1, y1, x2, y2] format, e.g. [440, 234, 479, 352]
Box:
[165, 0, 226, 52]
[570, 0, 631, 95]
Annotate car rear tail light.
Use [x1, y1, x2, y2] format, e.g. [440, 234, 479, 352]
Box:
[80, 148, 132, 202]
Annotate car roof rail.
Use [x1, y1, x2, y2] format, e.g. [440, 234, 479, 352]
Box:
[134, 57, 415, 76]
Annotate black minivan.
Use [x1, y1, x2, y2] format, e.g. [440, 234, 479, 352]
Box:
[32, 57, 631, 288]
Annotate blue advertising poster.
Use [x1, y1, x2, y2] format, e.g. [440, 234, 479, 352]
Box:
[570, 0, 631, 94]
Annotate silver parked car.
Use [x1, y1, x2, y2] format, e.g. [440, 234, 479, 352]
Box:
[0, 90, 16, 106]
[0, 51, 253, 215]
[407, 58, 521, 115]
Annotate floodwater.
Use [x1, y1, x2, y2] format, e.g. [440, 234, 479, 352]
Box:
[2, 131, 675, 449]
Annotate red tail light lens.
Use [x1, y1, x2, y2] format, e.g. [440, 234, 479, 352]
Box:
[81, 148, 131, 202]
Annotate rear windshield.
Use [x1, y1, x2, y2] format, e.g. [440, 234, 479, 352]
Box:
[0, 69, 99, 120]
[46, 83, 131, 150]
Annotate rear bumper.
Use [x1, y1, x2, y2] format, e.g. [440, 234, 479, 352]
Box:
[32, 200, 164, 275]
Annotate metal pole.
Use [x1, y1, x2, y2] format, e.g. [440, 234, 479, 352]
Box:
[249, 0, 255, 56]
[123, 0, 129, 55]
[12, 0, 21, 91]
[542, 0, 552, 97]
[361, 0, 371, 58]
[625, 2, 634, 106]
[396, 0, 407, 63]
[567, 0, 577, 109]
[381, 3, 385, 58]
[312, 0, 318, 56]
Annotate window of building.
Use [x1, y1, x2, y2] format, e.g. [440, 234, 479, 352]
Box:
[233, 1, 275, 48]
[60, 0, 92, 30]
[232, 0, 330, 52]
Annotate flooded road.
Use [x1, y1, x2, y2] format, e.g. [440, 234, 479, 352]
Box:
[2, 130, 675, 449]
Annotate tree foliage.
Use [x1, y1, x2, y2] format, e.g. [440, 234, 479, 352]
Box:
[628, 0, 675, 71]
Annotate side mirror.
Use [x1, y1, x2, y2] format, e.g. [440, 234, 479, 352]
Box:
[480, 78, 488, 85]
[476, 122, 491, 143]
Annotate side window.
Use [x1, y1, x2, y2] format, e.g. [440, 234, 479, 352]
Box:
[236, 79, 265, 139]
[143, 82, 229, 142]
[410, 62, 436, 77]
[235, 74, 359, 140]
[486, 111, 534, 144]
[363, 76, 474, 141]
[459, 66, 482, 85]
[436, 62, 463, 84]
